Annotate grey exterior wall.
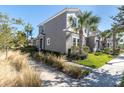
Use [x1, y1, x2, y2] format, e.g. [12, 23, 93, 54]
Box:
[86, 36, 95, 51]
[87, 36, 102, 52]
[41, 13, 67, 54]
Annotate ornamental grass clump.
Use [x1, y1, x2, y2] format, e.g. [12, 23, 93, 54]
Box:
[63, 64, 89, 79]
[0, 50, 41, 87]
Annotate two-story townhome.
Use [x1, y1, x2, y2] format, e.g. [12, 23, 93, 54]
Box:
[36, 8, 102, 54]
[86, 30, 103, 52]
[103, 34, 113, 49]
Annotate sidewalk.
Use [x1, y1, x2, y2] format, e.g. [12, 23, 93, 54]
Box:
[80, 53, 124, 86]
[30, 53, 124, 87]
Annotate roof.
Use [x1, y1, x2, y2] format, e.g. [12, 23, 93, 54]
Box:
[38, 8, 81, 27]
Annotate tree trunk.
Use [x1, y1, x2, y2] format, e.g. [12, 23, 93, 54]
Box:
[79, 28, 83, 54]
[113, 30, 116, 55]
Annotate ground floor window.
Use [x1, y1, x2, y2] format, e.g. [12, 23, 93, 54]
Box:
[73, 38, 76, 46]
[47, 38, 50, 45]
[77, 39, 79, 46]
[73, 37, 79, 46]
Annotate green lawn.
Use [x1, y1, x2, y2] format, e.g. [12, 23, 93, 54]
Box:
[78, 53, 113, 68]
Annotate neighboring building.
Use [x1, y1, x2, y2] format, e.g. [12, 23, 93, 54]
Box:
[102, 32, 124, 49]
[117, 32, 124, 49]
[36, 8, 102, 54]
[86, 30, 103, 52]
[103, 34, 113, 49]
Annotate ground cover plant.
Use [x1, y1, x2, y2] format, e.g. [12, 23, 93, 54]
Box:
[78, 53, 113, 68]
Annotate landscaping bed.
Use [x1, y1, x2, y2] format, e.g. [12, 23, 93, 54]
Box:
[77, 53, 113, 68]
[33, 52, 90, 79]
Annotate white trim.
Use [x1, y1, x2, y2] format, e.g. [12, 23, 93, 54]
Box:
[72, 36, 79, 46]
[38, 8, 81, 27]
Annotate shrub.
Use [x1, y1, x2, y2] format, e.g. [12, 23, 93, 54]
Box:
[19, 46, 38, 56]
[71, 46, 79, 54]
[103, 48, 111, 54]
[81, 70, 90, 77]
[120, 75, 124, 87]
[51, 56, 65, 70]
[83, 45, 90, 53]
[114, 48, 120, 55]
[33, 52, 65, 70]
[41, 50, 62, 56]
[69, 52, 87, 60]
[69, 46, 88, 60]
[94, 52, 103, 56]
[0, 62, 19, 87]
[20, 46, 38, 52]
[33, 52, 44, 61]
[7, 51, 29, 71]
[63, 64, 89, 79]
[19, 68, 41, 87]
[63, 64, 82, 78]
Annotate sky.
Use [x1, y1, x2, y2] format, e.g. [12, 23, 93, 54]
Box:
[0, 5, 120, 37]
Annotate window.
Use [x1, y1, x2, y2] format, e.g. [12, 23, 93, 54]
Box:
[85, 29, 87, 33]
[73, 38, 76, 46]
[77, 39, 79, 46]
[70, 17, 78, 28]
[47, 38, 50, 45]
[120, 39, 123, 42]
[73, 38, 79, 46]
[39, 26, 44, 33]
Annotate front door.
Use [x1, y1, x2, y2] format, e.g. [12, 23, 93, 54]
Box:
[40, 38, 43, 50]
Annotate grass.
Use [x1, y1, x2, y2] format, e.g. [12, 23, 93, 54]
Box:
[33, 52, 90, 79]
[0, 50, 41, 87]
[78, 53, 113, 68]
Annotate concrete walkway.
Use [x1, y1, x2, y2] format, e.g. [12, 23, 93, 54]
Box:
[81, 53, 124, 87]
[30, 53, 124, 87]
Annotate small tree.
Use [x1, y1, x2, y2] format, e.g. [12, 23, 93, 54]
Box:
[0, 12, 23, 58]
[24, 23, 33, 39]
[24, 23, 33, 46]
[0, 24, 13, 58]
[16, 31, 27, 47]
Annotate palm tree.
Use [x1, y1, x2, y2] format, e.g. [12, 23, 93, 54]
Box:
[69, 11, 100, 54]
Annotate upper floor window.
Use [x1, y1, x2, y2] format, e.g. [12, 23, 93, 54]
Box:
[39, 26, 44, 34]
[69, 16, 78, 28]
[77, 39, 79, 46]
